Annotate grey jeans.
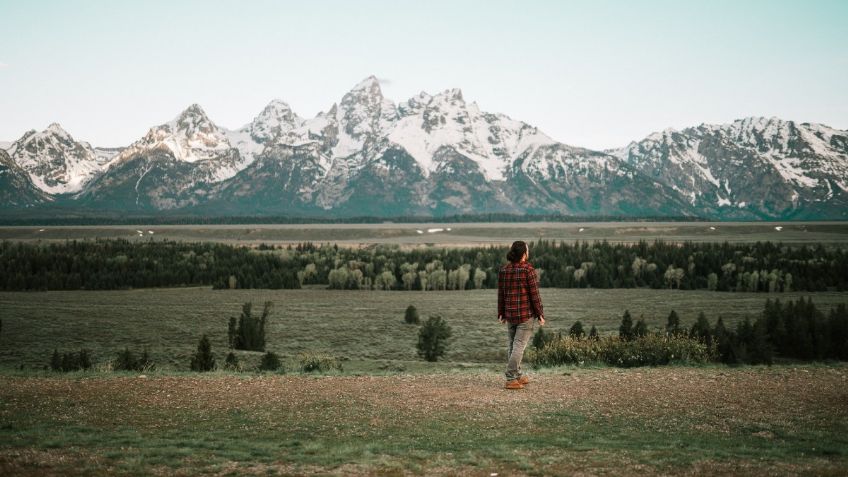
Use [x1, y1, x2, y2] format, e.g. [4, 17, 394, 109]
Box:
[505, 320, 535, 380]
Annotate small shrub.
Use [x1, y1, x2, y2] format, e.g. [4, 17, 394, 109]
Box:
[50, 349, 61, 371]
[298, 352, 342, 373]
[114, 347, 155, 372]
[190, 335, 216, 372]
[530, 333, 713, 368]
[417, 315, 452, 362]
[532, 327, 556, 350]
[633, 318, 648, 338]
[690, 312, 713, 347]
[114, 348, 137, 371]
[224, 352, 240, 370]
[259, 351, 282, 371]
[569, 321, 585, 339]
[619, 310, 634, 341]
[666, 310, 683, 336]
[138, 348, 154, 371]
[588, 325, 599, 340]
[404, 305, 420, 324]
[49, 348, 93, 372]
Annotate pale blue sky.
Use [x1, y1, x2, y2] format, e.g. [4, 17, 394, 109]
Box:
[1, 0, 846, 149]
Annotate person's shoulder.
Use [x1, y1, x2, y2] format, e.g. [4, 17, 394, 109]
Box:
[520, 262, 536, 270]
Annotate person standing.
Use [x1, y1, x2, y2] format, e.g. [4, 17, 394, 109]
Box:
[498, 240, 545, 390]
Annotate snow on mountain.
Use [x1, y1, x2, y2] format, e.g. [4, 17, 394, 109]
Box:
[7, 123, 117, 194]
[0, 141, 11, 150]
[5, 77, 846, 219]
[237, 99, 304, 145]
[113, 104, 255, 183]
[614, 117, 848, 215]
[708, 117, 848, 190]
[118, 104, 231, 163]
[389, 87, 555, 181]
[0, 148, 51, 206]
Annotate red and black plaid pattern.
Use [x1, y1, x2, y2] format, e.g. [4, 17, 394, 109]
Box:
[497, 261, 544, 324]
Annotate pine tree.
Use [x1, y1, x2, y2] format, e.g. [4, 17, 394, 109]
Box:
[50, 348, 62, 371]
[747, 318, 774, 365]
[227, 316, 237, 348]
[633, 318, 648, 338]
[690, 312, 713, 347]
[417, 315, 452, 362]
[224, 352, 239, 370]
[532, 327, 553, 349]
[232, 301, 272, 351]
[666, 310, 682, 336]
[404, 305, 420, 324]
[588, 325, 599, 340]
[190, 335, 216, 372]
[828, 304, 848, 360]
[61, 352, 79, 372]
[569, 321, 585, 339]
[78, 349, 92, 370]
[619, 310, 634, 341]
[713, 317, 736, 364]
[115, 347, 137, 371]
[139, 347, 154, 371]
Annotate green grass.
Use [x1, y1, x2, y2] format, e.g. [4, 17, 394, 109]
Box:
[1, 366, 846, 475]
[1, 220, 847, 245]
[2, 288, 847, 372]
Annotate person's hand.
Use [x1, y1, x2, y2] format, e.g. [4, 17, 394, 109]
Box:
[498, 315, 505, 324]
[538, 316, 546, 326]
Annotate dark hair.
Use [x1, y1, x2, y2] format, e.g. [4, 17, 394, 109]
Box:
[506, 240, 528, 263]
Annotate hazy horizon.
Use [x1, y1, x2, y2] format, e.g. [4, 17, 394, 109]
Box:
[1, 0, 846, 150]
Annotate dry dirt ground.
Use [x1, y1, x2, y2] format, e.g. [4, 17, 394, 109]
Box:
[1, 366, 847, 476]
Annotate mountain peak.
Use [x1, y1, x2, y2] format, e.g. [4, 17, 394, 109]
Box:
[263, 98, 293, 112]
[177, 103, 209, 121]
[351, 75, 380, 91]
[344, 76, 384, 103]
[433, 88, 464, 103]
[46, 122, 67, 133]
[244, 99, 303, 144]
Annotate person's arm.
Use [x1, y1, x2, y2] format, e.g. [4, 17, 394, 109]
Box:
[527, 265, 544, 321]
[497, 268, 505, 321]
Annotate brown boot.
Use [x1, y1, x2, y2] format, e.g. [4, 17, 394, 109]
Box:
[505, 379, 524, 390]
[518, 375, 530, 385]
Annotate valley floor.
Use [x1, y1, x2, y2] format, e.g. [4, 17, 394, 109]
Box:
[2, 221, 848, 246]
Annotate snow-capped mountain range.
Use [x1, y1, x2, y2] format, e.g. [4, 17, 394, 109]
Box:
[2, 76, 846, 219]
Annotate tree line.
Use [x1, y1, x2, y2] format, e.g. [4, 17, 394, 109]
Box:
[1, 238, 846, 292]
[534, 298, 848, 367]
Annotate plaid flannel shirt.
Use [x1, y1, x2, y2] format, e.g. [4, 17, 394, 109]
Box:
[497, 261, 544, 324]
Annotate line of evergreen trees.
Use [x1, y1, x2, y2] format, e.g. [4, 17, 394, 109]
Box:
[625, 298, 847, 364]
[2, 238, 846, 292]
[533, 299, 847, 366]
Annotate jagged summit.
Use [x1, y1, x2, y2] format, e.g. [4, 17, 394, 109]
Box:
[3, 80, 846, 219]
[6, 123, 117, 194]
[614, 116, 848, 217]
[350, 75, 380, 90]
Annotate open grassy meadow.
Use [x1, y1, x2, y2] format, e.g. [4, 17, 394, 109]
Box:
[1, 221, 848, 246]
[2, 288, 848, 372]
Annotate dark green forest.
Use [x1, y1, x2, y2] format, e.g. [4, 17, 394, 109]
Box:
[1, 239, 846, 292]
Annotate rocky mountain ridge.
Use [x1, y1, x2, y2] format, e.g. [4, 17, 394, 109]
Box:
[2, 76, 846, 219]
